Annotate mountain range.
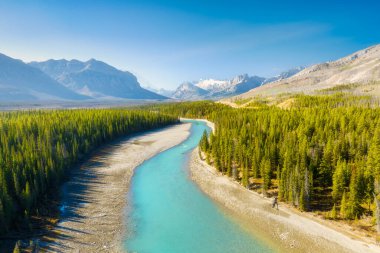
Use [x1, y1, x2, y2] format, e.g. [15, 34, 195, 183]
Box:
[0, 53, 166, 101]
[1, 44, 379, 103]
[30, 59, 165, 99]
[0, 53, 88, 101]
[231, 44, 380, 100]
[171, 68, 305, 100]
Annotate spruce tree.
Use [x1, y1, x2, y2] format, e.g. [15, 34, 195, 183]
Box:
[340, 191, 347, 219]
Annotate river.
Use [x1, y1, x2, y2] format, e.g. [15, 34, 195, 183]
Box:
[124, 120, 273, 253]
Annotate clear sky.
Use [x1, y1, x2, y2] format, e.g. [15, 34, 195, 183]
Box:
[0, 0, 379, 89]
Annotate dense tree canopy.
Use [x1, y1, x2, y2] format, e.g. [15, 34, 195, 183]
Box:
[144, 94, 380, 226]
[0, 109, 178, 234]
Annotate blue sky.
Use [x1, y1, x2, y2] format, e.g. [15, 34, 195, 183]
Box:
[0, 0, 379, 89]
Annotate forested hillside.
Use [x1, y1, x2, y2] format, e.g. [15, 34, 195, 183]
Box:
[0, 109, 178, 234]
[142, 95, 380, 232]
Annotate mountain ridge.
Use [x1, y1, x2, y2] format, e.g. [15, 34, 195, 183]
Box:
[0, 53, 89, 101]
[171, 82, 208, 100]
[229, 44, 380, 100]
[30, 59, 167, 99]
[171, 68, 304, 100]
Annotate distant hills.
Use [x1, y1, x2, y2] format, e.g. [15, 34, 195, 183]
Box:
[229, 44, 380, 101]
[0, 53, 166, 102]
[171, 68, 305, 100]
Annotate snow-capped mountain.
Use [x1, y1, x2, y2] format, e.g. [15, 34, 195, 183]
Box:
[227, 74, 266, 94]
[171, 82, 208, 100]
[196, 79, 231, 93]
[262, 66, 305, 84]
[29, 59, 166, 99]
[172, 74, 265, 100]
[172, 67, 305, 100]
[0, 53, 88, 101]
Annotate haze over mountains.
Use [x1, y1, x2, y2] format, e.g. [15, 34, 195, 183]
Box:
[0, 53, 166, 102]
[1, 44, 379, 103]
[30, 59, 165, 100]
[232, 44, 380, 100]
[143, 86, 174, 98]
[0, 53, 88, 101]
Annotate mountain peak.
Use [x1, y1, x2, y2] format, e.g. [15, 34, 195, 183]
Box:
[82, 58, 119, 74]
[172, 82, 207, 100]
[29, 58, 167, 100]
[0, 53, 88, 101]
[172, 67, 305, 100]
[231, 74, 250, 85]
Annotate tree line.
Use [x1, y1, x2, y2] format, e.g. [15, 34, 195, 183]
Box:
[0, 109, 178, 235]
[142, 94, 380, 231]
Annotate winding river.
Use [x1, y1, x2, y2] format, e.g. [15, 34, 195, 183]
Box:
[124, 120, 273, 253]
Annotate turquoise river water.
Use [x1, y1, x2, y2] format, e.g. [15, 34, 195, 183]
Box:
[124, 120, 273, 253]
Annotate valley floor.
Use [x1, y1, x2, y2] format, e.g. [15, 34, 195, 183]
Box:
[37, 117, 380, 253]
[189, 147, 380, 253]
[40, 123, 191, 252]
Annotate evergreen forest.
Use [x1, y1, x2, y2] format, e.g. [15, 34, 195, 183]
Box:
[0, 109, 178, 234]
[142, 94, 380, 230]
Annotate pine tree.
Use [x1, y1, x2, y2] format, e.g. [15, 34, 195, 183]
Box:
[242, 166, 249, 188]
[347, 168, 361, 219]
[260, 158, 271, 195]
[330, 204, 337, 219]
[332, 160, 348, 203]
[23, 181, 32, 212]
[298, 168, 311, 211]
[199, 130, 209, 152]
[340, 191, 347, 219]
[318, 142, 333, 187]
[368, 128, 380, 231]
[279, 166, 287, 201]
[299, 187, 306, 211]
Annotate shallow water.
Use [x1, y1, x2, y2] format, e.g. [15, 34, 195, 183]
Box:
[124, 120, 273, 253]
